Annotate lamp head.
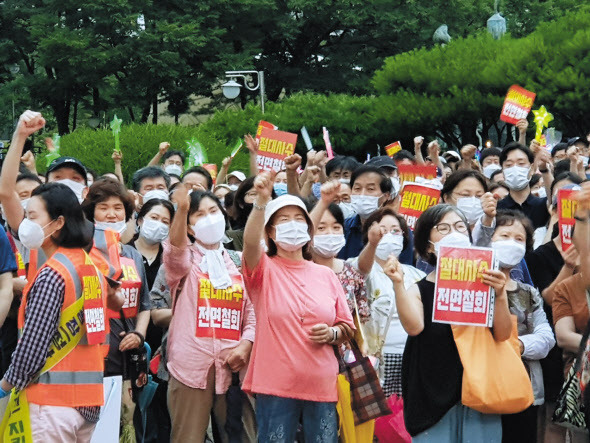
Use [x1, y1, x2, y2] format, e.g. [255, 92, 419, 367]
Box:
[222, 79, 242, 99]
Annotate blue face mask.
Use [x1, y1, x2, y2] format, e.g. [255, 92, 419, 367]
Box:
[273, 183, 288, 197]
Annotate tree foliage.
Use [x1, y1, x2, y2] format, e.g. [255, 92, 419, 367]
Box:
[372, 5, 590, 147]
[0, 0, 579, 137]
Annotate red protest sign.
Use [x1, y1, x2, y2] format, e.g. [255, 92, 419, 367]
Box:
[385, 141, 402, 157]
[80, 263, 107, 345]
[196, 274, 245, 341]
[558, 189, 578, 251]
[257, 127, 297, 172]
[255, 120, 278, 141]
[500, 85, 536, 125]
[397, 164, 437, 185]
[433, 246, 496, 327]
[398, 183, 440, 230]
[203, 163, 218, 185]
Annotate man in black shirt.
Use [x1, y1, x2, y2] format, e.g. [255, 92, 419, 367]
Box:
[497, 142, 550, 229]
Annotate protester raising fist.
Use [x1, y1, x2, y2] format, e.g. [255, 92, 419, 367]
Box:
[16, 110, 45, 138]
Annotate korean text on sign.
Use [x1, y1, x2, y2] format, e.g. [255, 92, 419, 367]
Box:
[397, 164, 437, 186]
[558, 188, 578, 252]
[433, 246, 496, 327]
[257, 127, 298, 173]
[398, 183, 440, 230]
[196, 276, 245, 341]
[385, 141, 401, 157]
[499, 85, 536, 125]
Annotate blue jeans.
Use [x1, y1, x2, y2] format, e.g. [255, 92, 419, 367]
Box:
[256, 394, 338, 443]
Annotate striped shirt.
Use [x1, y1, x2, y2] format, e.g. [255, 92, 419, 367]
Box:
[5, 267, 101, 422]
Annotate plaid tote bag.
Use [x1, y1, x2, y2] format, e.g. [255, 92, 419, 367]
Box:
[341, 339, 392, 425]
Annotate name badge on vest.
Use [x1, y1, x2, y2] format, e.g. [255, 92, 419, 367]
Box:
[80, 264, 107, 345]
[196, 273, 245, 341]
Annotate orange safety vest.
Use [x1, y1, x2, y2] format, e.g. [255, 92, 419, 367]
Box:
[26, 248, 46, 285]
[18, 247, 107, 408]
[90, 228, 122, 280]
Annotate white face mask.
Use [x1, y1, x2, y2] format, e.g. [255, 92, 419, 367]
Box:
[312, 234, 346, 258]
[390, 177, 401, 197]
[228, 184, 239, 192]
[193, 211, 226, 245]
[338, 202, 356, 219]
[142, 189, 169, 204]
[503, 165, 530, 191]
[375, 233, 404, 260]
[339, 178, 350, 185]
[274, 220, 310, 252]
[351, 195, 381, 218]
[583, 156, 589, 168]
[483, 164, 502, 179]
[532, 187, 547, 199]
[18, 218, 54, 250]
[164, 164, 183, 176]
[20, 198, 30, 211]
[431, 231, 471, 254]
[57, 179, 86, 203]
[456, 197, 484, 225]
[95, 220, 127, 235]
[140, 219, 169, 245]
[492, 239, 526, 269]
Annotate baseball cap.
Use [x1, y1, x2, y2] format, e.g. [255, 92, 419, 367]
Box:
[46, 157, 87, 182]
[264, 195, 312, 227]
[366, 156, 397, 170]
[227, 171, 246, 182]
[443, 151, 461, 162]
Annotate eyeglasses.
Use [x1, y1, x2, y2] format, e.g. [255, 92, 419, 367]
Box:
[245, 191, 257, 199]
[435, 221, 468, 235]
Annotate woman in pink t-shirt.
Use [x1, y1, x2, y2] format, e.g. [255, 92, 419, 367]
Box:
[242, 172, 355, 442]
[164, 185, 256, 442]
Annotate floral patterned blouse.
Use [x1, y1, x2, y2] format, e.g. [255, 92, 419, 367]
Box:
[336, 261, 370, 323]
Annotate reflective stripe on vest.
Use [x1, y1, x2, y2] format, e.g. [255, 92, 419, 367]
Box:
[37, 370, 103, 385]
[25, 248, 47, 290]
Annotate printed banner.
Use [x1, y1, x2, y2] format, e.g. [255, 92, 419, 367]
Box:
[112, 257, 142, 319]
[397, 164, 437, 185]
[80, 262, 107, 345]
[558, 189, 578, 252]
[398, 183, 440, 230]
[433, 246, 496, 327]
[385, 141, 402, 157]
[500, 85, 536, 125]
[255, 120, 278, 141]
[196, 274, 245, 341]
[257, 127, 297, 172]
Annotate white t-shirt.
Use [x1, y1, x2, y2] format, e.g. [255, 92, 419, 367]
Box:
[350, 259, 425, 354]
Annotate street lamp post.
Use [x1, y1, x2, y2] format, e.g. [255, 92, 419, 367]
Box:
[221, 70, 265, 113]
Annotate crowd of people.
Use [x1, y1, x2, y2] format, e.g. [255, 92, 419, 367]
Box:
[0, 110, 589, 442]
